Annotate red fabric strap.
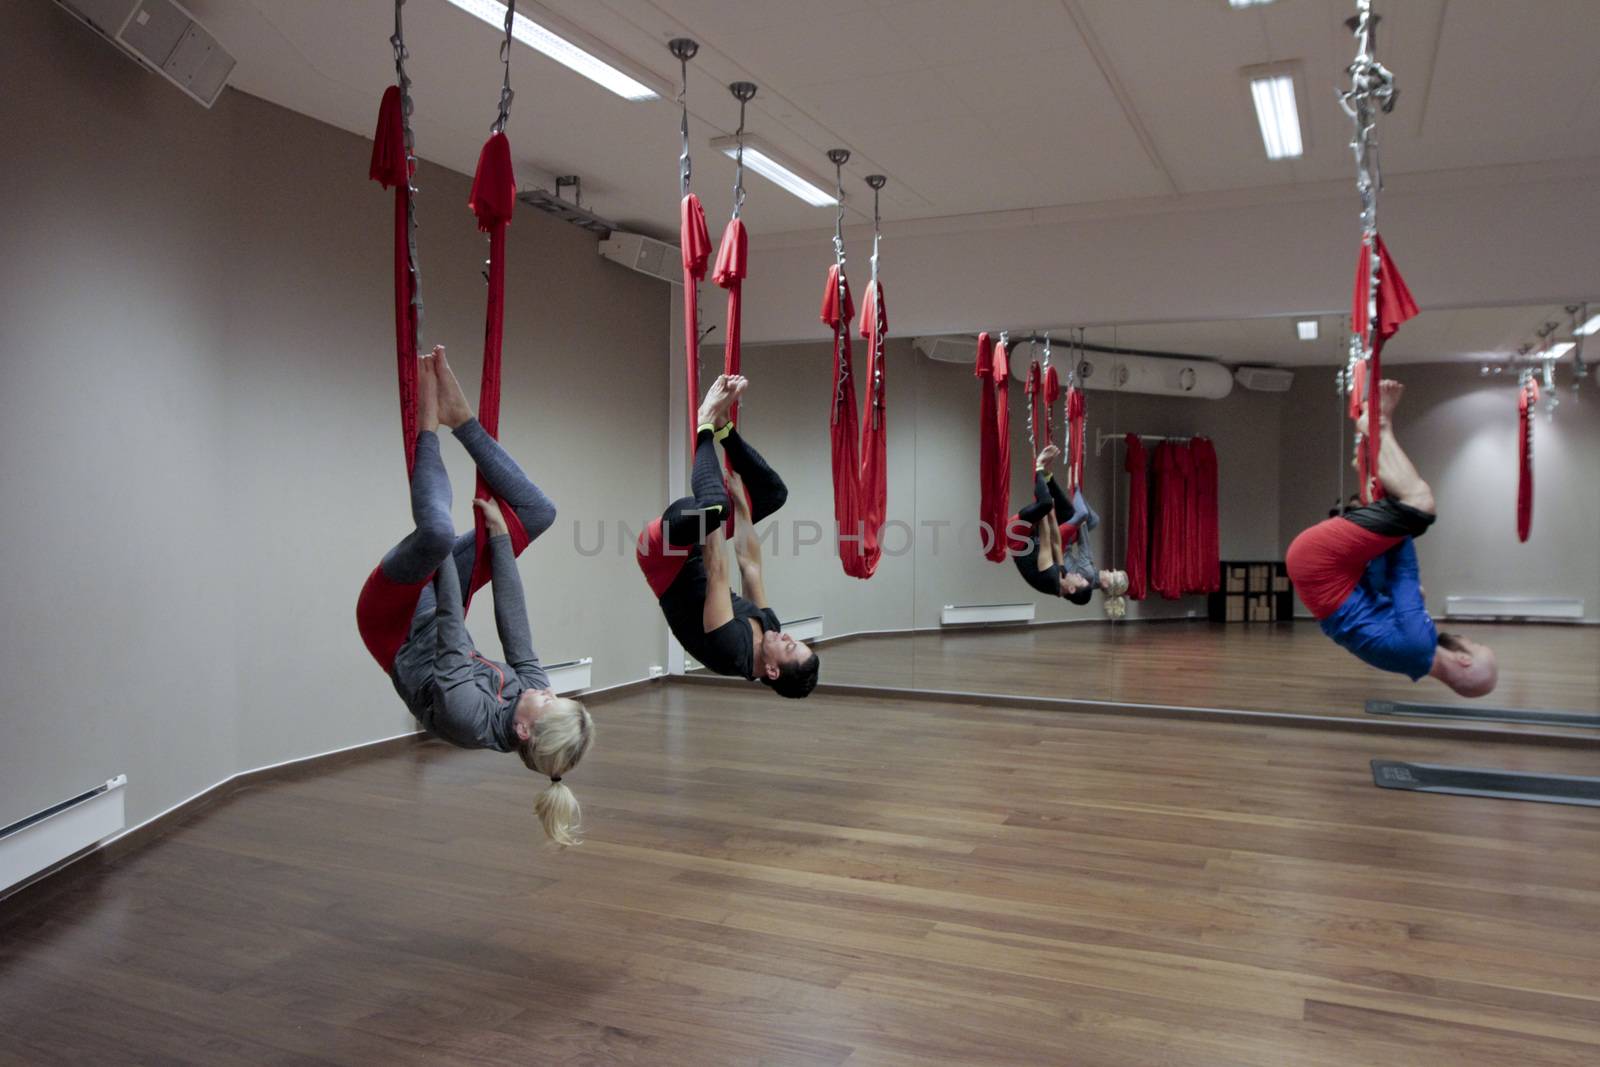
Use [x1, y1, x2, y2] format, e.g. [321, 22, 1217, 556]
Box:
[1123, 434, 1148, 600]
[371, 86, 419, 476]
[680, 194, 711, 456]
[1518, 379, 1538, 542]
[713, 217, 747, 436]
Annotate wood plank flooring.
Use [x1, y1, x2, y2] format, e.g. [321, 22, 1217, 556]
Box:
[3, 683, 1599, 1065]
[817, 620, 1600, 724]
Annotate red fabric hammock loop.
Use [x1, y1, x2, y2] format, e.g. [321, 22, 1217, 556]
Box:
[1024, 360, 1042, 456]
[1350, 233, 1419, 502]
[713, 217, 748, 435]
[823, 265, 868, 577]
[976, 335, 1011, 562]
[1043, 365, 1060, 448]
[1517, 378, 1538, 542]
[370, 86, 420, 476]
[1064, 386, 1086, 492]
[462, 132, 529, 610]
[680, 193, 711, 455]
[856, 279, 889, 573]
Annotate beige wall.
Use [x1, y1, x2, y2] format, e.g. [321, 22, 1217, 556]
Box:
[1279, 362, 1600, 622]
[0, 3, 667, 828]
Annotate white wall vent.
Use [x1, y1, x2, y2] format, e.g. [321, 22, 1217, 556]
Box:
[1234, 366, 1296, 392]
[599, 232, 680, 285]
[941, 603, 1036, 626]
[2, 776, 127, 892]
[55, 0, 236, 108]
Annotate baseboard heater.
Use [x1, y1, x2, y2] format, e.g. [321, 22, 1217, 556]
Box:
[1366, 700, 1600, 729]
[1444, 596, 1584, 620]
[1372, 760, 1600, 807]
[1, 776, 127, 892]
[941, 603, 1035, 626]
[545, 658, 593, 694]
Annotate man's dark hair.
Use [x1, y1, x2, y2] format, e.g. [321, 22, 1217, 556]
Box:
[1064, 585, 1094, 607]
[764, 652, 820, 699]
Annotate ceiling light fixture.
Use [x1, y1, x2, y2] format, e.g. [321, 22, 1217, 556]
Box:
[1547, 342, 1575, 360]
[442, 0, 660, 101]
[1245, 68, 1304, 160]
[1296, 319, 1319, 341]
[1573, 312, 1600, 337]
[710, 135, 837, 207]
[1228, 0, 1278, 8]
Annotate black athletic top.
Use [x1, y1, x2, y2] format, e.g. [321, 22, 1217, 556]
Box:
[1013, 547, 1063, 597]
[659, 551, 781, 679]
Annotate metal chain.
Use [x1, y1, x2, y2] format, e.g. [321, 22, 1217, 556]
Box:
[729, 85, 754, 219]
[491, 0, 517, 133]
[829, 150, 851, 425]
[1337, 0, 1397, 361]
[391, 0, 424, 346]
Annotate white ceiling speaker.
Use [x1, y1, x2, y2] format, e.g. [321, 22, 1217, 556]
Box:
[1234, 366, 1296, 392]
[54, 0, 236, 108]
[598, 232, 680, 285]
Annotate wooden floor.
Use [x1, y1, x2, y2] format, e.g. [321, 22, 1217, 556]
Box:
[4, 684, 1599, 1065]
[818, 620, 1600, 724]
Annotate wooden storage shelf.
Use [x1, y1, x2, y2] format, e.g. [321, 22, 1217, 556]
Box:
[1208, 560, 1294, 623]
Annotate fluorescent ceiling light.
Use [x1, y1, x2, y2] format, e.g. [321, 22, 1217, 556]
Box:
[1547, 342, 1575, 359]
[711, 136, 837, 207]
[1248, 73, 1303, 159]
[1296, 319, 1319, 341]
[1574, 312, 1600, 336]
[1228, 0, 1278, 8]
[443, 0, 657, 101]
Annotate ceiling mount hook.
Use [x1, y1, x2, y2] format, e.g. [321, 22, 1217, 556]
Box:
[668, 38, 699, 198]
[728, 81, 757, 217]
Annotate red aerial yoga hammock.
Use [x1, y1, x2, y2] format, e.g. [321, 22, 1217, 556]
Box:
[1123, 433, 1148, 600]
[369, 86, 420, 476]
[713, 216, 747, 443]
[975, 334, 1011, 561]
[856, 272, 889, 573]
[1349, 234, 1419, 501]
[822, 264, 865, 576]
[680, 194, 712, 454]
[1517, 376, 1539, 542]
[461, 131, 531, 609]
[1064, 385, 1086, 492]
[1150, 441, 1189, 600]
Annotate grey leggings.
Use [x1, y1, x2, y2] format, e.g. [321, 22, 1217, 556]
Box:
[379, 419, 558, 594]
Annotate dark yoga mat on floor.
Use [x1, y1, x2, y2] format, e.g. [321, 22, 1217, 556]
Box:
[1366, 699, 1600, 729]
[1371, 760, 1600, 807]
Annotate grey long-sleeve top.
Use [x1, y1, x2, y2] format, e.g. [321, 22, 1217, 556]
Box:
[389, 533, 550, 751]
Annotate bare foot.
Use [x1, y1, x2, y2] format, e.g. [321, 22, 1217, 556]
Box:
[1377, 379, 1403, 424]
[698, 374, 736, 427]
[433, 345, 475, 428]
[418, 352, 439, 433]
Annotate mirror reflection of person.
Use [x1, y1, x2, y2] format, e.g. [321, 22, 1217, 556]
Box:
[635, 375, 819, 698]
[1007, 445, 1129, 612]
[1287, 379, 1497, 697]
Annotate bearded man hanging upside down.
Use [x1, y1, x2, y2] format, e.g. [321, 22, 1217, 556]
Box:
[1286, 378, 1497, 697]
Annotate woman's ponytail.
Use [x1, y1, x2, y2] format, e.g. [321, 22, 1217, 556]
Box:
[517, 697, 594, 845]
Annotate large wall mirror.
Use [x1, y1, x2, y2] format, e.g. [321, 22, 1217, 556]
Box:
[804, 304, 1598, 730]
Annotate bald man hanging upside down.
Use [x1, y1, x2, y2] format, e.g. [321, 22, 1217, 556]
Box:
[1286, 379, 1497, 697]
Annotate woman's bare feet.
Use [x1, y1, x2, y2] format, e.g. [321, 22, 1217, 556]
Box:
[433, 345, 475, 429]
[418, 351, 439, 433]
[1377, 378, 1403, 425]
[698, 374, 746, 428]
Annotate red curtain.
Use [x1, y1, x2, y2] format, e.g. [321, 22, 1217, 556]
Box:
[1191, 437, 1220, 593]
[1518, 378, 1539, 543]
[1148, 438, 1219, 598]
[1123, 434, 1148, 600]
[1350, 233, 1419, 501]
[975, 334, 1011, 562]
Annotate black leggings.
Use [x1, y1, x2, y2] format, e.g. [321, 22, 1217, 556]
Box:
[662, 428, 788, 548]
[1017, 470, 1071, 527]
